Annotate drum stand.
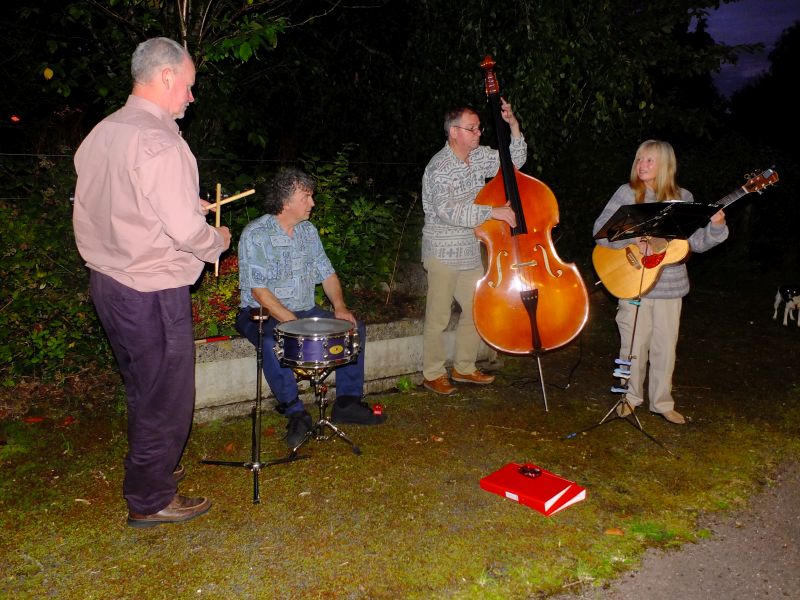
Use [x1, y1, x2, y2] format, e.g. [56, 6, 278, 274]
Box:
[202, 307, 305, 504]
[289, 365, 362, 456]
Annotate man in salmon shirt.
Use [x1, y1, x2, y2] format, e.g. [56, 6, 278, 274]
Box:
[73, 37, 231, 528]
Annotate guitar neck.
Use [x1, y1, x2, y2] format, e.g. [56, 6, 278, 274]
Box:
[713, 186, 749, 210]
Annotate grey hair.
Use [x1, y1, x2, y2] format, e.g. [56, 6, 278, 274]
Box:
[131, 37, 190, 84]
[443, 106, 478, 137]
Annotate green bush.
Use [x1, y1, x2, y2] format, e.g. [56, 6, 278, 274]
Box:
[0, 146, 418, 378]
[0, 154, 112, 385]
[191, 255, 241, 339]
[302, 145, 411, 296]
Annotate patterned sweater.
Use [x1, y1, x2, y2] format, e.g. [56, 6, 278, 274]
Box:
[593, 184, 729, 299]
[421, 137, 527, 270]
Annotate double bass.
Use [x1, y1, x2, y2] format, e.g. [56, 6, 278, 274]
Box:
[473, 56, 589, 357]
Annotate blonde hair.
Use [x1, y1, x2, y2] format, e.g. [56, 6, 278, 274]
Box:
[629, 139, 681, 203]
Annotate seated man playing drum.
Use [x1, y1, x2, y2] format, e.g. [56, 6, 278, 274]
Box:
[236, 167, 387, 448]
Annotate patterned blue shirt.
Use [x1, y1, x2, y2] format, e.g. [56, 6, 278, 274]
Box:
[238, 214, 335, 311]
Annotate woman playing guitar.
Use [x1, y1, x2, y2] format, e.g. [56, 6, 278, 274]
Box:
[592, 139, 728, 425]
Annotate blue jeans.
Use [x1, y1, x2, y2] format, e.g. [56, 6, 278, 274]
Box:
[235, 306, 366, 415]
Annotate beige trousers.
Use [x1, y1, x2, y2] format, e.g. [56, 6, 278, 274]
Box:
[615, 297, 682, 414]
[422, 257, 484, 380]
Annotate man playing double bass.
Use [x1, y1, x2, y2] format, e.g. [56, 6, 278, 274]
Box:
[420, 100, 527, 395]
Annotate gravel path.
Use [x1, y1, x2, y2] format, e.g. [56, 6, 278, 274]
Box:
[554, 461, 800, 599]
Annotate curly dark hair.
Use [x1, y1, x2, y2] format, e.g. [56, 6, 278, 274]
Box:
[260, 167, 316, 215]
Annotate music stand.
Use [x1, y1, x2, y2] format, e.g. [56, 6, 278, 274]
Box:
[201, 307, 306, 504]
[593, 201, 719, 243]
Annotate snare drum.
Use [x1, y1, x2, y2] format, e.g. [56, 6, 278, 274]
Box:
[273, 317, 359, 369]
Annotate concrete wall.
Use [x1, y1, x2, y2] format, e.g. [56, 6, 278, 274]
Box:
[194, 317, 499, 423]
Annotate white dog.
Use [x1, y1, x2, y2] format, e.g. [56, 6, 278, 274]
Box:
[773, 284, 800, 326]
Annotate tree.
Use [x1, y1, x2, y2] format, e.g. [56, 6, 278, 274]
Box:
[731, 21, 800, 153]
[724, 22, 800, 271]
[3, 0, 300, 154]
[5, 1, 744, 168]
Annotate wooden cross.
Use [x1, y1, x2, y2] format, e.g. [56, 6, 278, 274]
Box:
[212, 184, 255, 276]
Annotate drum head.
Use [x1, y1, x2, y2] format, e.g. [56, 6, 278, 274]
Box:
[276, 317, 353, 337]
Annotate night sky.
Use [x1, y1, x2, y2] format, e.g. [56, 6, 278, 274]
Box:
[704, 0, 800, 96]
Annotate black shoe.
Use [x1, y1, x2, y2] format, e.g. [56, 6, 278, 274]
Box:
[286, 411, 312, 448]
[331, 400, 387, 425]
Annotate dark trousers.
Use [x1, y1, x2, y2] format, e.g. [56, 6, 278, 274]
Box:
[90, 271, 195, 514]
[235, 306, 366, 413]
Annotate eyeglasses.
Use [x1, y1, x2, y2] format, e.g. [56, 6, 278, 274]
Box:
[454, 125, 484, 135]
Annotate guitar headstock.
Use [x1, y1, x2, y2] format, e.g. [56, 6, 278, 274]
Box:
[744, 168, 779, 194]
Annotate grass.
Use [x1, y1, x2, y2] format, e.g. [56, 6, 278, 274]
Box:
[1, 271, 799, 599]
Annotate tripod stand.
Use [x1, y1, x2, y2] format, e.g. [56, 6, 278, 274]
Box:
[288, 365, 361, 456]
[202, 307, 305, 504]
[569, 291, 676, 457]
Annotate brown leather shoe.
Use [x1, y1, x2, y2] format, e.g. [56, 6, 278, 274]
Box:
[451, 369, 495, 385]
[127, 495, 212, 528]
[423, 375, 456, 395]
[173, 464, 186, 483]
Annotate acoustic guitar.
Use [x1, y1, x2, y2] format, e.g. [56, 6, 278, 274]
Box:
[593, 168, 779, 299]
